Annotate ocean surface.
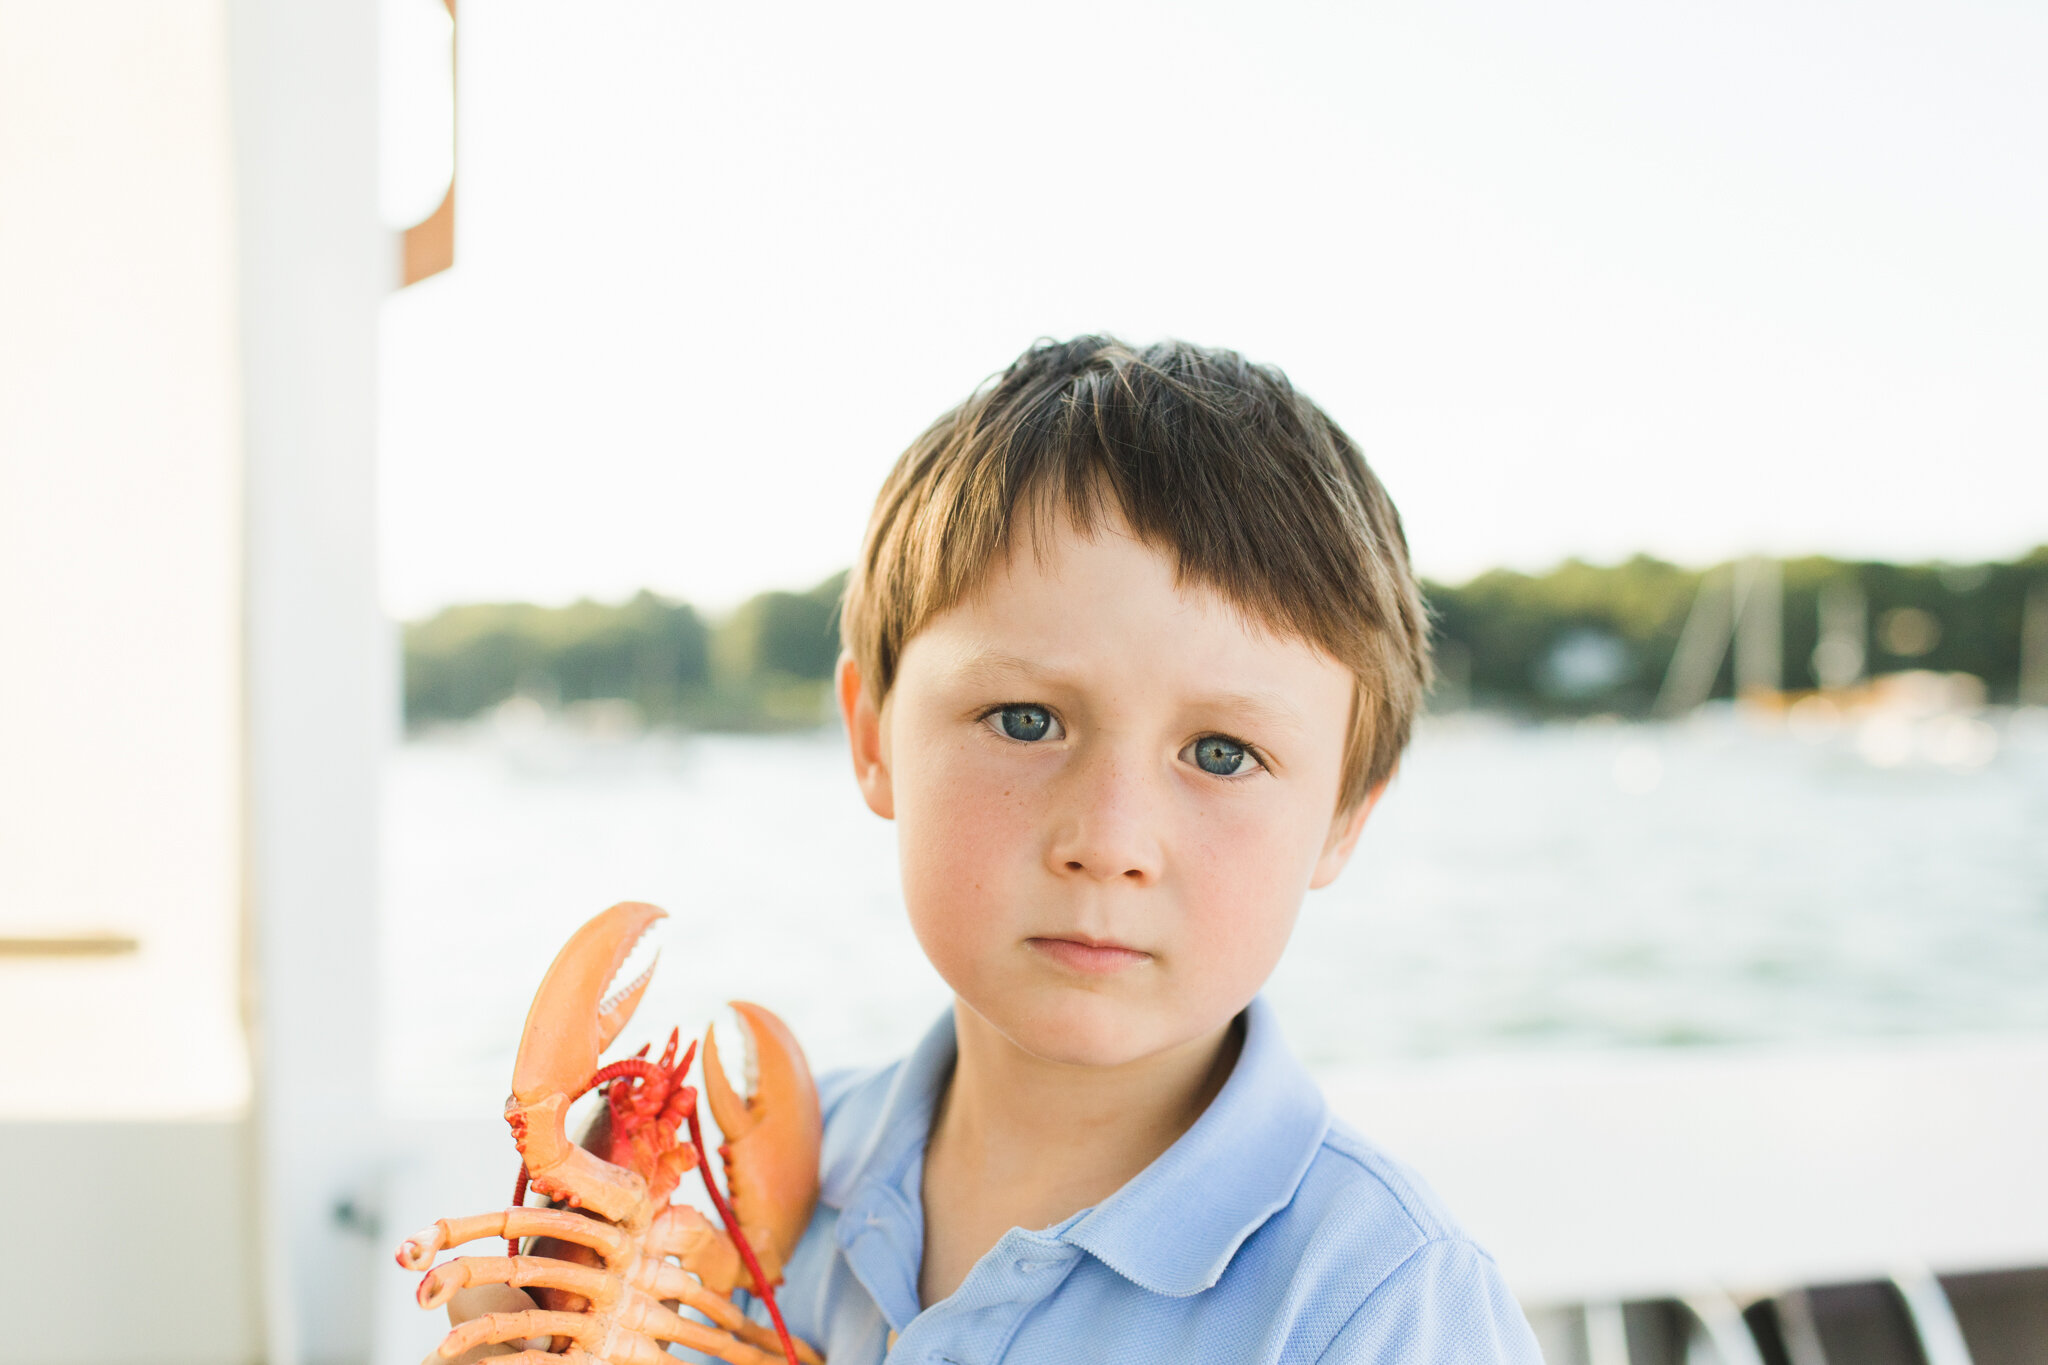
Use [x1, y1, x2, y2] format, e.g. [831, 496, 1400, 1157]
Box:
[381, 705, 2048, 1114]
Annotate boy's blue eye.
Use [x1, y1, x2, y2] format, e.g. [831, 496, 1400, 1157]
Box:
[1192, 735, 1249, 776]
[997, 705, 1054, 741]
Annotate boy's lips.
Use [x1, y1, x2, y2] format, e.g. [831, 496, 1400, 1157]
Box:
[1026, 935, 1151, 975]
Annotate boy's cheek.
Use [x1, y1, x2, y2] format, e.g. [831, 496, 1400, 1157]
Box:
[901, 730, 1044, 841]
[1170, 798, 1325, 964]
[896, 816, 1030, 1010]
[1175, 789, 1322, 894]
[893, 748, 1042, 923]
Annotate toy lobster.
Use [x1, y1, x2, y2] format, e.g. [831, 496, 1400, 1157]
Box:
[396, 902, 825, 1364]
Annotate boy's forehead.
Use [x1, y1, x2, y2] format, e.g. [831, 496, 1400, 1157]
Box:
[958, 516, 1240, 645]
[901, 526, 1354, 719]
[962, 511, 1342, 666]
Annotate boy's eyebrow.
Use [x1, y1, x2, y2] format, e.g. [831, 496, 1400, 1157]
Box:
[1190, 688, 1310, 734]
[950, 649, 1058, 688]
[949, 649, 1311, 733]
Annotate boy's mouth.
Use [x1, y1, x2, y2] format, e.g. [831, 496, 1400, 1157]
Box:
[1026, 935, 1150, 975]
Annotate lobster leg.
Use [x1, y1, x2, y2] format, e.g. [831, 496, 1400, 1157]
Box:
[644, 1263, 826, 1365]
[396, 1207, 629, 1271]
[411, 1242, 806, 1361]
[647, 1201, 742, 1289]
[620, 1296, 797, 1365]
[438, 1300, 787, 1365]
[414, 1254, 616, 1311]
[437, 1311, 628, 1359]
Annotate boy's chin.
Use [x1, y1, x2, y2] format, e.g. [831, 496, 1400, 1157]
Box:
[978, 990, 1219, 1071]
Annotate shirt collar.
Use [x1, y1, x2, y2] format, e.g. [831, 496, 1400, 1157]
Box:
[821, 996, 1329, 1299]
[1062, 995, 1330, 1296]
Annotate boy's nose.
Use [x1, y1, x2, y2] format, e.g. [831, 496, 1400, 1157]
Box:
[1044, 751, 1164, 886]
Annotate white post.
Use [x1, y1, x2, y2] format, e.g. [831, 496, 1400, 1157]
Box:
[229, 1, 392, 1359]
[1891, 1265, 1977, 1365]
[1581, 1301, 1631, 1365]
[1680, 1290, 1767, 1365]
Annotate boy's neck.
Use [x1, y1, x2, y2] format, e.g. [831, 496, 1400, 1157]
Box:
[928, 999, 1243, 1227]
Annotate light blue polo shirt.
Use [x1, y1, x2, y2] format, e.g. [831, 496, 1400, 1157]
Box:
[769, 997, 1542, 1363]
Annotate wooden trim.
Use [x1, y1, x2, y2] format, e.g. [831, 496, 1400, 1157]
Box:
[399, 0, 457, 286]
[0, 933, 140, 957]
[402, 184, 454, 285]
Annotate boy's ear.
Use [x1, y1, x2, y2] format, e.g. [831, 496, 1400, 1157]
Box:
[1309, 775, 1390, 889]
[836, 651, 895, 820]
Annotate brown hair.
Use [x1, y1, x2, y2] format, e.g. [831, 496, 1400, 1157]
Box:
[841, 336, 1432, 810]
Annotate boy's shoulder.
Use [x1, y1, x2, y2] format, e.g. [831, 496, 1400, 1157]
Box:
[1265, 1111, 1511, 1306]
[1291, 1110, 1472, 1253]
[1158, 1088, 1538, 1363]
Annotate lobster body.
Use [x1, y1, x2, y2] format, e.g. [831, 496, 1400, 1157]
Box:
[396, 902, 825, 1365]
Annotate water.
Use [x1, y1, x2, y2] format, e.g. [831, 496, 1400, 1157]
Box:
[381, 709, 2048, 1114]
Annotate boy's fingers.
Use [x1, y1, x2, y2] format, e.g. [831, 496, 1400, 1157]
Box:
[419, 1284, 543, 1364]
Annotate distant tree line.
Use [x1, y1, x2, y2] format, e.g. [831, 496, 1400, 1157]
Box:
[404, 573, 845, 730]
[402, 550, 2048, 729]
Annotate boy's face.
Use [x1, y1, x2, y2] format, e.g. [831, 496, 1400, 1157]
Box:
[840, 512, 1379, 1070]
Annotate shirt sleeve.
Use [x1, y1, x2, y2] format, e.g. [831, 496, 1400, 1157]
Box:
[1315, 1239, 1544, 1364]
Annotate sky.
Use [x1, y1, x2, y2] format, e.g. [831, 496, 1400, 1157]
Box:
[377, 0, 2046, 619]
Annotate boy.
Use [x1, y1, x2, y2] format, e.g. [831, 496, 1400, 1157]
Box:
[450, 337, 1539, 1361]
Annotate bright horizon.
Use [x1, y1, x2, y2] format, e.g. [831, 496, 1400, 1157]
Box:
[378, 0, 2046, 619]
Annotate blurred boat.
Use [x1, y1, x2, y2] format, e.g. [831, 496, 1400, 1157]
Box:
[1758, 671, 2006, 773]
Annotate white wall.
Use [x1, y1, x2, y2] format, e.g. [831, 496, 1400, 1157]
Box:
[1, 2, 390, 1360]
[0, 3, 263, 1360]
[0, 0, 249, 1121]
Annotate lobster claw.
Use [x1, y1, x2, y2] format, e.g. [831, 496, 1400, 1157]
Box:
[505, 900, 665, 1224]
[701, 1001, 823, 1283]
